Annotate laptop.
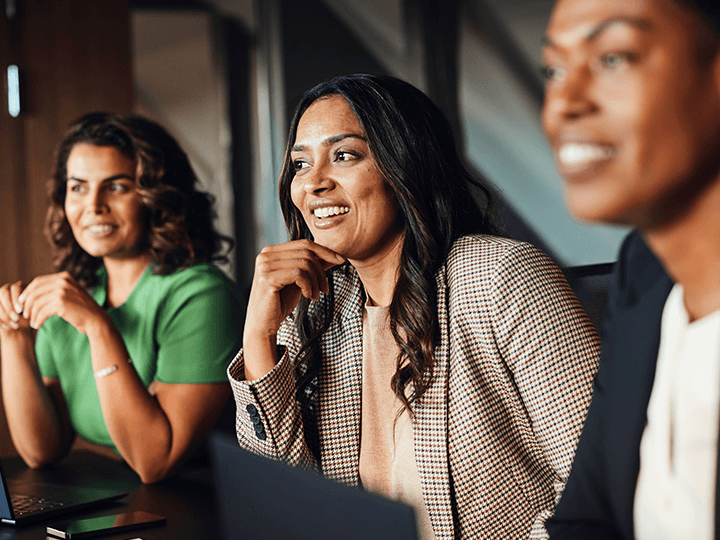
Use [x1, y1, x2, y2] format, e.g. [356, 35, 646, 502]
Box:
[209, 432, 418, 540]
[0, 457, 128, 525]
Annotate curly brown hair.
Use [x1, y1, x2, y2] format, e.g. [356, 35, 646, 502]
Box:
[46, 112, 232, 287]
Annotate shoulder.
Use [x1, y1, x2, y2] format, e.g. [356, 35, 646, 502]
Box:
[442, 235, 587, 343]
[146, 263, 240, 299]
[444, 234, 560, 289]
[154, 262, 234, 287]
[613, 231, 672, 303]
[141, 264, 243, 323]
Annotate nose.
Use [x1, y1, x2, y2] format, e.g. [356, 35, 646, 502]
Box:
[543, 63, 597, 126]
[85, 187, 108, 214]
[301, 160, 335, 195]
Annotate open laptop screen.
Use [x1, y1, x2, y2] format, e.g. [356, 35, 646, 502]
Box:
[0, 460, 13, 521]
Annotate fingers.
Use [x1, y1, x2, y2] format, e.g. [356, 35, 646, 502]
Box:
[9, 281, 24, 316]
[24, 300, 59, 331]
[256, 254, 323, 300]
[256, 240, 342, 300]
[245, 240, 345, 339]
[0, 282, 26, 331]
[18, 275, 63, 327]
[17, 272, 93, 331]
[262, 239, 345, 270]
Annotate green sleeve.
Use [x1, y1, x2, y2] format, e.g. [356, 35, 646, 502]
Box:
[154, 267, 245, 384]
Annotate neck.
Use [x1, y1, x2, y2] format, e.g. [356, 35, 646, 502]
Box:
[350, 234, 404, 308]
[103, 253, 152, 308]
[644, 177, 720, 322]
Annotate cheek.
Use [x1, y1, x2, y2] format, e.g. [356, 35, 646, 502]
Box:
[64, 200, 80, 225]
[289, 180, 305, 212]
[365, 185, 400, 229]
[376, 183, 398, 213]
[630, 109, 699, 191]
[541, 92, 561, 138]
[123, 200, 146, 234]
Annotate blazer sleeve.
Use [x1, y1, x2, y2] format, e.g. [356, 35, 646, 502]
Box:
[488, 242, 601, 537]
[546, 232, 642, 540]
[227, 324, 320, 472]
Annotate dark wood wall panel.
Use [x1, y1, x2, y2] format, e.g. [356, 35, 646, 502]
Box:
[0, 0, 133, 457]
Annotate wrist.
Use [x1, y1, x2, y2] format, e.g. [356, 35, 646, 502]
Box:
[243, 322, 278, 343]
[242, 332, 279, 381]
[0, 326, 33, 344]
[83, 310, 117, 341]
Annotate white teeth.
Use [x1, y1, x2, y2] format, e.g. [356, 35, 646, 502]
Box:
[313, 206, 349, 218]
[558, 144, 616, 166]
[86, 225, 114, 236]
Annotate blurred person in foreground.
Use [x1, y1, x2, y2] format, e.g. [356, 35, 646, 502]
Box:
[229, 73, 600, 539]
[0, 113, 243, 483]
[542, 0, 720, 538]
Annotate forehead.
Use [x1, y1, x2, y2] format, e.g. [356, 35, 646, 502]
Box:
[546, 0, 698, 48]
[294, 95, 364, 143]
[66, 144, 136, 176]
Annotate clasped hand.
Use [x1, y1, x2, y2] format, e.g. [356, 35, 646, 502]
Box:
[0, 272, 105, 335]
[245, 239, 345, 338]
[241, 240, 344, 380]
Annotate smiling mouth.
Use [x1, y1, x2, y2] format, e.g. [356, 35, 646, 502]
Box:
[85, 224, 116, 237]
[312, 206, 349, 219]
[557, 143, 617, 168]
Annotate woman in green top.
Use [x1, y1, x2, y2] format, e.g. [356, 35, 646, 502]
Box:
[0, 113, 243, 483]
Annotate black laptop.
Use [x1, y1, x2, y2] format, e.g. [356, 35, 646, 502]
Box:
[209, 432, 418, 540]
[0, 458, 128, 525]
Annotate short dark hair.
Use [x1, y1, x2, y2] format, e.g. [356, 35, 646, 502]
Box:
[279, 73, 497, 417]
[682, 0, 720, 34]
[47, 112, 232, 286]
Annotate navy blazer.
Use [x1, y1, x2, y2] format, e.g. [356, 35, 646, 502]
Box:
[547, 231, 674, 539]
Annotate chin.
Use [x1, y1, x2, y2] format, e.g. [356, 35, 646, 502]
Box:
[564, 184, 631, 226]
[310, 235, 345, 256]
[77, 245, 107, 258]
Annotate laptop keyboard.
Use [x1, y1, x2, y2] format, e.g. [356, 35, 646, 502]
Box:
[11, 494, 66, 516]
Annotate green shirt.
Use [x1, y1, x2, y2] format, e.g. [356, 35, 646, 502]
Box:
[35, 263, 244, 452]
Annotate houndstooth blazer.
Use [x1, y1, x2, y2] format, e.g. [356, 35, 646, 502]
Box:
[228, 235, 600, 539]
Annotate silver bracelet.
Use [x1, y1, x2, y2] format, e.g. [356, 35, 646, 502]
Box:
[93, 365, 118, 379]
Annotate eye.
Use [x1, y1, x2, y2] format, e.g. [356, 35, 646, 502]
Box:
[542, 64, 566, 82]
[601, 53, 623, 68]
[293, 159, 309, 172]
[67, 182, 84, 194]
[335, 150, 357, 162]
[600, 52, 637, 69]
[108, 182, 129, 193]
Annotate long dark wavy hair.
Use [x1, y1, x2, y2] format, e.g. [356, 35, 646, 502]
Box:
[279, 73, 498, 416]
[46, 113, 232, 287]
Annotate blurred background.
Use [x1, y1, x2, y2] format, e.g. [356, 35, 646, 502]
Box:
[0, 0, 627, 456]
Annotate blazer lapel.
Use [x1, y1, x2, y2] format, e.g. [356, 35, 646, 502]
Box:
[318, 267, 365, 485]
[413, 267, 454, 540]
[603, 236, 673, 539]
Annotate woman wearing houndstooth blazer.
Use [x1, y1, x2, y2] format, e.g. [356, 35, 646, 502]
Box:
[228, 73, 599, 539]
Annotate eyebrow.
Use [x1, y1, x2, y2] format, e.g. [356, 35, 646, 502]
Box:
[544, 16, 652, 48]
[292, 133, 366, 152]
[66, 174, 135, 183]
